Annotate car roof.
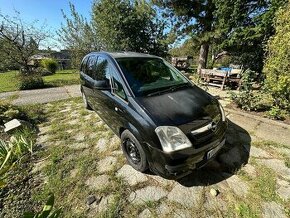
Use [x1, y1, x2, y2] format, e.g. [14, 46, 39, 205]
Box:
[89, 51, 161, 59]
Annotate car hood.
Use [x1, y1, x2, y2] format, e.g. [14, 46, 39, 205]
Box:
[135, 86, 220, 126]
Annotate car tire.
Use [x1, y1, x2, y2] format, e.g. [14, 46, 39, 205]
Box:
[82, 91, 92, 110]
[121, 130, 148, 172]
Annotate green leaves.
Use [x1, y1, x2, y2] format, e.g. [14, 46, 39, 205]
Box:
[263, 1, 290, 111]
[23, 194, 62, 218]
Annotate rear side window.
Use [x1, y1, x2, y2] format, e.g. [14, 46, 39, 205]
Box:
[86, 55, 98, 78]
[80, 56, 89, 72]
[94, 56, 110, 81]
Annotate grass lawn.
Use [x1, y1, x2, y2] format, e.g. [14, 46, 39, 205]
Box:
[43, 69, 80, 87]
[0, 70, 80, 93]
[0, 71, 20, 93]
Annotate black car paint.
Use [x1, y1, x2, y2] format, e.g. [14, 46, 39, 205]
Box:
[80, 52, 227, 179]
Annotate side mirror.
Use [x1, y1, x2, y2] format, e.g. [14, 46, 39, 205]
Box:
[93, 80, 110, 90]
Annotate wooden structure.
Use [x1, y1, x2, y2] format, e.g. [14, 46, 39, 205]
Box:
[200, 68, 242, 90]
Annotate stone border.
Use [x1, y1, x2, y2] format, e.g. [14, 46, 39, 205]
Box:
[225, 108, 290, 130]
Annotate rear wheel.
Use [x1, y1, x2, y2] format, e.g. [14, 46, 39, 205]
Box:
[121, 130, 148, 172]
[82, 91, 92, 110]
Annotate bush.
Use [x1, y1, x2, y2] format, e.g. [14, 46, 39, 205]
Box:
[230, 69, 265, 111]
[263, 1, 290, 112]
[41, 58, 58, 74]
[266, 106, 286, 120]
[19, 74, 45, 90]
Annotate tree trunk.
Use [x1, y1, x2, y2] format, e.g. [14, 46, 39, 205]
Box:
[197, 43, 209, 75]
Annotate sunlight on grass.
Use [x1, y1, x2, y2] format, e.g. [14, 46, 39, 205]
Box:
[0, 70, 79, 93]
[0, 71, 20, 92]
[43, 70, 80, 87]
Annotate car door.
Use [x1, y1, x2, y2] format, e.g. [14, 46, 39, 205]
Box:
[80, 55, 98, 108]
[91, 55, 129, 134]
[90, 56, 112, 120]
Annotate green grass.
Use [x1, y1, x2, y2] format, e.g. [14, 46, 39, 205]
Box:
[43, 69, 80, 87]
[0, 70, 79, 93]
[0, 71, 20, 92]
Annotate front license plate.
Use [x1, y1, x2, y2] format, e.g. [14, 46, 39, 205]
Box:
[207, 139, 225, 159]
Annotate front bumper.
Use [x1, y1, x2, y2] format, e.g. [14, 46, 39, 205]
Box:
[146, 137, 226, 180]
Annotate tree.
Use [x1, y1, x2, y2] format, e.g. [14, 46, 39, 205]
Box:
[0, 12, 48, 74]
[263, 1, 290, 111]
[58, 1, 171, 68]
[58, 3, 101, 68]
[155, 0, 286, 73]
[92, 0, 169, 56]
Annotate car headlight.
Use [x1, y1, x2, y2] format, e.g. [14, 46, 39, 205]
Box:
[155, 126, 192, 153]
[219, 103, 226, 121]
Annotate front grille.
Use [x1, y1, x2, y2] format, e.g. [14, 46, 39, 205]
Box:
[188, 116, 224, 149]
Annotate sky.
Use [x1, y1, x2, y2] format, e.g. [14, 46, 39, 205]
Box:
[0, 0, 92, 49]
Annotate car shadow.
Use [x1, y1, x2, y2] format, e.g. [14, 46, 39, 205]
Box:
[177, 120, 251, 187]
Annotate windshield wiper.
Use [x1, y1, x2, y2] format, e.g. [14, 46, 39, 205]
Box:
[146, 83, 190, 97]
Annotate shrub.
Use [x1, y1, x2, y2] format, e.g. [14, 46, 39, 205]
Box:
[266, 106, 286, 120]
[263, 1, 290, 112]
[230, 69, 265, 111]
[19, 74, 45, 90]
[41, 58, 58, 74]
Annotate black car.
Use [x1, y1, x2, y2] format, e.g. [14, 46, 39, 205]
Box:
[80, 52, 227, 179]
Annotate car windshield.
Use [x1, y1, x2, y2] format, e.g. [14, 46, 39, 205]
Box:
[116, 57, 190, 97]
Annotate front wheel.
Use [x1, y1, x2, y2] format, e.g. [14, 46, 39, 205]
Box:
[121, 130, 148, 172]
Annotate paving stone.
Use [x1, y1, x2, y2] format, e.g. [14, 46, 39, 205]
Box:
[31, 160, 48, 174]
[173, 209, 192, 218]
[36, 134, 50, 145]
[111, 150, 123, 156]
[70, 168, 79, 178]
[276, 179, 290, 201]
[85, 175, 110, 190]
[73, 133, 85, 141]
[69, 142, 90, 150]
[96, 138, 108, 152]
[110, 135, 120, 146]
[242, 164, 257, 178]
[68, 119, 78, 125]
[258, 159, 290, 180]
[128, 186, 168, 204]
[98, 156, 117, 173]
[255, 122, 290, 146]
[275, 147, 290, 158]
[204, 191, 227, 211]
[59, 108, 71, 113]
[138, 208, 152, 218]
[250, 146, 271, 158]
[97, 194, 115, 213]
[167, 184, 203, 208]
[66, 129, 74, 134]
[225, 175, 249, 197]
[156, 203, 171, 216]
[38, 125, 50, 135]
[147, 174, 174, 187]
[116, 165, 148, 186]
[262, 202, 287, 218]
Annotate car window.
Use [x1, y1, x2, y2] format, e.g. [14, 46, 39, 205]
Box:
[86, 55, 97, 78]
[110, 65, 127, 100]
[116, 57, 189, 97]
[80, 56, 89, 72]
[94, 56, 110, 81]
